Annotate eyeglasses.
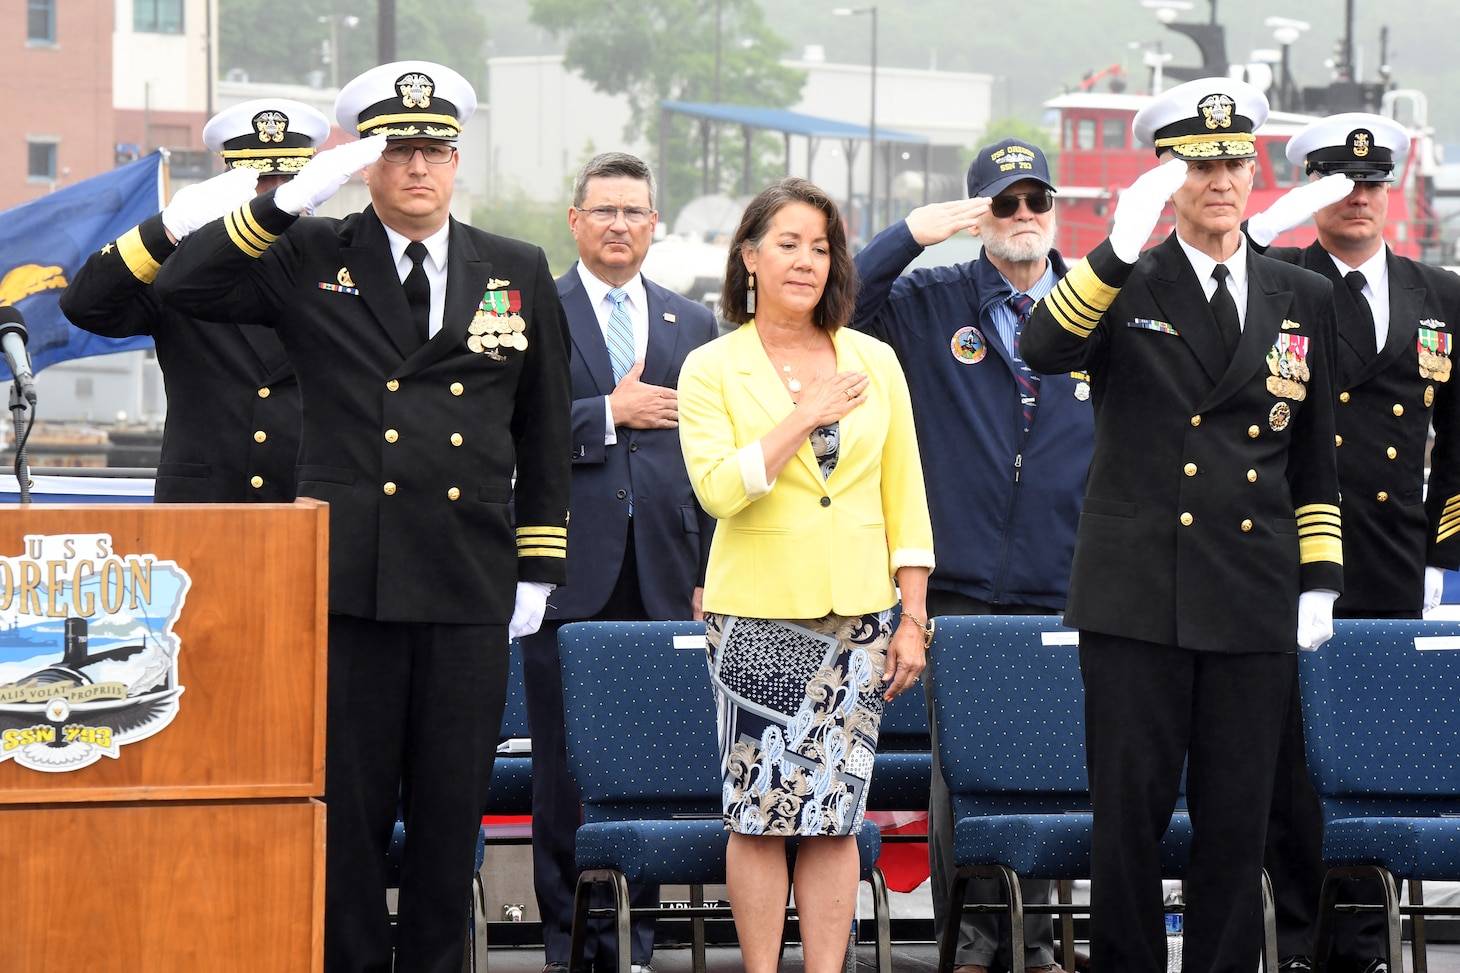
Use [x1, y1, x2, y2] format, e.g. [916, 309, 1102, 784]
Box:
[989, 191, 1055, 218]
[576, 206, 655, 226]
[380, 143, 457, 165]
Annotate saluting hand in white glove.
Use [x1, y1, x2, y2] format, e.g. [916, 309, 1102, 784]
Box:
[1108, 159, 1189, 264]
[508, 581, 554, 640]
[1246, 173, 1354, 247]
[161, 167, 259, 243]
[273, 134, 388, 216]
[1296, 589, 1339, 651]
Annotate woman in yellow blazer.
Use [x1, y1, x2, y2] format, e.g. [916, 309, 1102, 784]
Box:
[678, 177, 935, 973]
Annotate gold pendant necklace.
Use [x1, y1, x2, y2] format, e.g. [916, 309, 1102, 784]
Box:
[769, 330, 818, 393]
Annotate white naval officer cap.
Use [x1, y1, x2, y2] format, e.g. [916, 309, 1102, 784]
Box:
[1132, 77, 1269, 161]
[1285, 112, 1410, 183]
[202, 98, 331, 175]
[334, 60, 476, 141]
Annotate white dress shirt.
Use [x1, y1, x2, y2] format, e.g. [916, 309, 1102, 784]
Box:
[1329, 247, 1391, 349]
[1177, 234, 1251, 330]
[383, 221, 450, 338]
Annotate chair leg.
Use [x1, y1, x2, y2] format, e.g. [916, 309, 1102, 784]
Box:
[1313, 869, 1342, 973]
[869, 866, 892, 973]
[691, 884, 708, 973]
[1411, 879, 1428, 973]
[1260, 867, 1279, 973]
[1057, 879, 1076, 973]
[998, 865, 1027, 973]
[569, 871, 601, 973]
[608, 871, 633, 973]
[1375, 867, 1404, 973]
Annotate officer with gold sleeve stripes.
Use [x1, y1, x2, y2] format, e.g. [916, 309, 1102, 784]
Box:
[152, 60, 572, 973]
[1244, 112, 1460, 973]
[1020, 77, 1343, 973]
[60, 98, 330, 502]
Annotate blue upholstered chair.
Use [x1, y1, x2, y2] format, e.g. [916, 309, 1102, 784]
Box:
[483, 640, 533, 815]
[929, 616, 1278, 973]
[557, 620, 892, 973]
[1299, 619, 1460, 973]
[865, 668, 932, 815]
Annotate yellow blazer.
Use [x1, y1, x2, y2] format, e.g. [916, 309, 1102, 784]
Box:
[678, 321, 934, 618]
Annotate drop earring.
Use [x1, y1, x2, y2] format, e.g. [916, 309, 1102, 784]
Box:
[746, 272, 756, 315]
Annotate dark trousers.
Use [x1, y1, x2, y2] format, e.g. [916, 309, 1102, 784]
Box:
[324, 614, 509, 973]
[925, 589, 1056, 969]
[1081, 631, 1294, 973]
[1264, 608, 1404, 967]
[522, 530, 658, 968]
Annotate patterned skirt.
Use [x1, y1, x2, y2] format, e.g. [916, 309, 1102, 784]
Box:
[704, 609, 893, 837]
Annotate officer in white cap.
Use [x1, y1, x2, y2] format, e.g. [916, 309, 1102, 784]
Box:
[152, 61, 571, 973]
[1021, 77, 1344, 973]
[1250, 112, 1460, 973]
[203, 97, 333, 192]
[61, 98, 330, 503]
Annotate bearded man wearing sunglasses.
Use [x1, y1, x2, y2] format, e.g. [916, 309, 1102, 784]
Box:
[851, 137, 1094, 973]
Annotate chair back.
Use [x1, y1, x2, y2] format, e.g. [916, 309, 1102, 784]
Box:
[483, 640, 533, 815]
[1300, 618, 1460, 818]
[559, 620, 719, 821]
[866, 668, 932, 811]
[929, 615, 1087, 820]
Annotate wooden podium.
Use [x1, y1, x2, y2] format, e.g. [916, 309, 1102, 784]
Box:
[0, 501, 328, 973]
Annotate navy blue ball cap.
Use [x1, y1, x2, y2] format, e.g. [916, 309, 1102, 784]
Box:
[966, 138, 1056, 199]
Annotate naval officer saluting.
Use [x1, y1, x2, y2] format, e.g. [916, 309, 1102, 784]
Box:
[154, 61, 572, 973]
[1022, 78, 1344, 973]
[61, 98, 331, 502]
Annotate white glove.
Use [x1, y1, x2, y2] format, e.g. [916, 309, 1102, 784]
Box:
[1108, 159, 1190, 264]
[507, 581, 554, 640]
[1423, 566, 1447, 615]
[273, 134, 387, 216]
[1246, 174, 1354, 247]
[161, 167, 259, 242]
[1296, 589, 1339, 651]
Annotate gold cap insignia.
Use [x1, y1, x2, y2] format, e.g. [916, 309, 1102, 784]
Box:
[1351, 130, 1371, 157]
[398, 73, 434, 109]
[253, 110, 290, 144]
[1199, 93, 1235, 131]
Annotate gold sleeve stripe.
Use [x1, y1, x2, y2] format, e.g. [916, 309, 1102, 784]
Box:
[1299, 534, 1344, 564]
[517, 547, 567, 558]
[1437, 523, 1460, 544]
[1296, 503, 1341, 522]
[1064, 259, 1121, 312]
[115, 227, 161, 284]
[1441, 495, 1460, 514]
[1045, 285, 1098, 337]
[225, 208, 271, 258]
[235, 201, 280, 246]
[1437, 509, 1460, 529]
[516, 535, 566, 548]
[516, 526, 568, 538]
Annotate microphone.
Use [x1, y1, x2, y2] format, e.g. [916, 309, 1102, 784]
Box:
[0, 306, 36, 404]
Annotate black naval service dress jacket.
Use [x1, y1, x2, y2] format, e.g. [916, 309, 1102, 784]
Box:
[60, 213, 301, 503]
[151, 193, 572, 621]
[1022, 234, 1344, 651]
[1259, 240, 1460, 615]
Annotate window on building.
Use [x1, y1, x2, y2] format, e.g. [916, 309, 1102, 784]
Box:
[27, 141, 57, 181]
[1102, 117, 1126, 150]
[135, 0, 184, 34]
[27, 0, 56, 43]
[1076, 119, 1097, 152]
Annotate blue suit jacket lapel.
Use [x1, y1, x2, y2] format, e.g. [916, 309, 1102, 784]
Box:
[561, 266, 616, 396]
[642, 278, 680, 389]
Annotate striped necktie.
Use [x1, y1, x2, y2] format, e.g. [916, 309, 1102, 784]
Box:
[606, 287, 634, 383]
[1009, 293, 1040, 428]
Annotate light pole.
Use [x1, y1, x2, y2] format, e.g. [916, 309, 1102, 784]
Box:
[1264, 16, 1310, 112]
[834, 6, 877, 237]
[318, 13, 361, 90]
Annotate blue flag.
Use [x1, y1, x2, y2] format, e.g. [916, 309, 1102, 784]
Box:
[0, 152, 165, 373]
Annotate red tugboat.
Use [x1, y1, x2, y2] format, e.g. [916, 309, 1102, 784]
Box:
[1046, 0, 1441, 260]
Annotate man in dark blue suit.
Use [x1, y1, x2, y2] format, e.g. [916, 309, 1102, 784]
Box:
[521, 151, 717, 973]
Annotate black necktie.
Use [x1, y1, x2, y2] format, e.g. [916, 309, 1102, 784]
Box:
[1345, 270, 1378, 359]
[404, 241, 430, 344]
[1210, 264, 1241, 358]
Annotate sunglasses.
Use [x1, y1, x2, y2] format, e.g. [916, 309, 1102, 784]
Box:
[989, 191, 1054, 218]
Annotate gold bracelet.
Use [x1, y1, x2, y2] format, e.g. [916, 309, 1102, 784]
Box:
[900, 610, 935, 648]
